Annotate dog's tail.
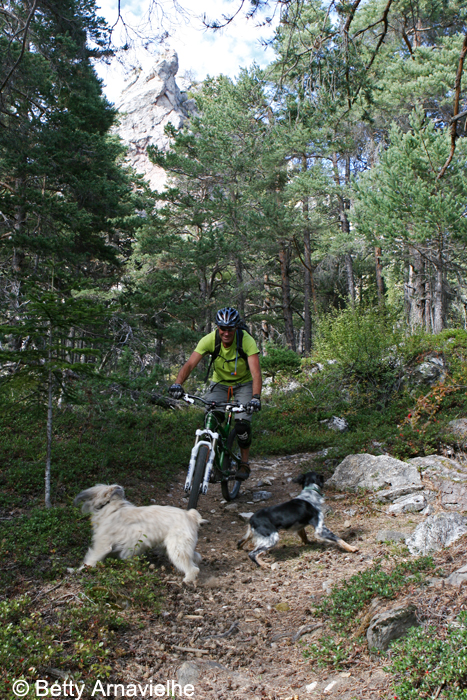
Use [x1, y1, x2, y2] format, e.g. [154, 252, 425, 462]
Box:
[186, 509, 208, 526]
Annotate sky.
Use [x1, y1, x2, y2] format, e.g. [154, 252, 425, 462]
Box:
[94, 0, 278, 103]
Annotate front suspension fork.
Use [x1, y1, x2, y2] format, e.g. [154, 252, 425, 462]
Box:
[184, 428, 219, 495]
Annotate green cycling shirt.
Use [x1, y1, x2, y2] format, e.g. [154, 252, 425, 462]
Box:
[195, 330, 260, 385]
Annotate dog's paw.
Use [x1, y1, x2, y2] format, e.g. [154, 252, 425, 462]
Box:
[66, 567, 76, 574]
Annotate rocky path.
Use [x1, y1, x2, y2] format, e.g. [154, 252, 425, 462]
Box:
[107, 453, 460, 700]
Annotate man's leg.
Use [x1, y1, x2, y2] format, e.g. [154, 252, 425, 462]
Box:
[233, 382, 253, 477]
[203, 383, 228, 426]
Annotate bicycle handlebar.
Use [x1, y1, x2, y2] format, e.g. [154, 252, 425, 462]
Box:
[182, 393, 248, 412]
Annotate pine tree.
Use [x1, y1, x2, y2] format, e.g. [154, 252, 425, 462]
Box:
[0, 0, 139, 505]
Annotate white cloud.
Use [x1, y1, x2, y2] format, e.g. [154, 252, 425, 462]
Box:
[94, 0, 278, 102]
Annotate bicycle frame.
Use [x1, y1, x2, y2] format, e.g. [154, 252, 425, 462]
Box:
[183, 395, 244, 497]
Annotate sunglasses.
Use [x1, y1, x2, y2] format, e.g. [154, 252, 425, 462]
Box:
[218, 326, 236, 332]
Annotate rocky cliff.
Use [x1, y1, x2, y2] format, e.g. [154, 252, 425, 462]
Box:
[114, 49, 195, 192]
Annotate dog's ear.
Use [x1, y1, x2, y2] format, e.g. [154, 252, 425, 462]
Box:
[74, 484, 125, 512]
[293, 473, 306, 485]
[74, 488, 93, 507]
[316, 473, 324, 487]
[110, 485, 125, 499]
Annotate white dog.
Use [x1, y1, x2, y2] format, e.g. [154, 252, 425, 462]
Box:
[74, 484, 204, 583]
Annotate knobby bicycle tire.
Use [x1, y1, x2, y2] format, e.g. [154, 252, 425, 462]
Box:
[187, 444, 209, 510]
[221, 428, 242, 502]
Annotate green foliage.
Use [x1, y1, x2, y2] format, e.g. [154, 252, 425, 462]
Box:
[1, 400, 199, 489]
[315, 557, 434, 631]
[260, 343, 302, 378]
[302, 557, 435, 673]
[315, 307, 403, 382]
[79, 557, 163, 613]
[303, 635, 349, 670]
[0, 506, 91, 586]
[389, 613, 467, 699]
[0, 558, 162, 699]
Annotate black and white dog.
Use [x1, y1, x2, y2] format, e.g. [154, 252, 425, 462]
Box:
[237, 471, 358, 566]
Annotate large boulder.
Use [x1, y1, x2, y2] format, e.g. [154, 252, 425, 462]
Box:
[367, 605, 419, 651]
[405, 512, 467, 555]
[409, 456, 467, 512]
[326, 454, 422, 493]
[448, 419, 467, 442]
[408, 355, 446, 386]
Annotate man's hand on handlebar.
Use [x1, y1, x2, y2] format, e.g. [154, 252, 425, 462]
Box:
[246, 395, 261, 414]
[168, 383, 184, 399]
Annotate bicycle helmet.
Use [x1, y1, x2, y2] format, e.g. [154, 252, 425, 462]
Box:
[215, 307, 240, 328]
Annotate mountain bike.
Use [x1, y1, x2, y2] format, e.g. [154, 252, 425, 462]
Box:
[182, 394, 249, 510]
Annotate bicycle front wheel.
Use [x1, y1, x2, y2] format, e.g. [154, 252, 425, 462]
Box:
[187, 445, 209, 510]
[221, 428, 242, 502]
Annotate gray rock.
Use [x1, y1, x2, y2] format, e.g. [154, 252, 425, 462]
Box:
[326, 454, 421, 493]
[252, 490, 272, 502]
[448, 419, 467, 441]
[387, 493, 427, 514]
[257, 477, 273, 487]
[372, 484, 424, 503]
[177, 661, 199, 686]
[224, 502, 239, 512]
[406, 512, 467, 555]
[177, 660, 229, 686]
[446, 564, 467, 586]
[376, 530, 410, 543]
[367, 605, 419, 651]
[320, 416, 349, 432]
[409, 456, 467, 512]
[409, 455, 467, 480]
[410, 355, 446, 386]
[114, 49, 195, 192]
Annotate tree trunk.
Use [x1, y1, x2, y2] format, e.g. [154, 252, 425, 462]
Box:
[235, 256, 245, 318]
[408, 247, 425, 330]
[279, 243, 296, 350]
[303, 227, 313, 353]
[302, 156, 313, 353]
[375, 246, 385, 307]
[425, 270, 432, 333]
[332, 153, 355, 305]
[262, 274, 271, 351]
[45, 368, 53, 508]
[345, 253, 355, 305]
[433, 252, 445, 333]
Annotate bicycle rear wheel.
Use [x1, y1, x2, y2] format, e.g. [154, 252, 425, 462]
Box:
[187, 445, 209, 510]
[221, 428, 242, 502]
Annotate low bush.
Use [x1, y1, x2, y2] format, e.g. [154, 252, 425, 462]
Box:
[0, 558, 162, 700]
[315, 557, 434, 631]
[302, 557, 435, 672]
[389, 613, 467, 699]
[260, 343, 302, 379]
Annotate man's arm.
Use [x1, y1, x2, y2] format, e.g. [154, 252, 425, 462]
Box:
[175, 351, 204, 385]
[247, 353, 262, 396]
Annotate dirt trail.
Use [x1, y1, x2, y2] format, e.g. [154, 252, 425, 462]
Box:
[106, 452, 460, 700]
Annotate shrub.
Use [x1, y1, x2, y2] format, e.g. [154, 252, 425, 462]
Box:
[314, 307, 403, 398]
[0, 558, 163, 699]
[315, 557, 433, 631]
[389, 612, 467, 699]
[260, 343, 302, 379]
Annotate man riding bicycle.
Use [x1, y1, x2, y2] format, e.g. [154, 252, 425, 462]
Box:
[168, 307, 262, 481]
